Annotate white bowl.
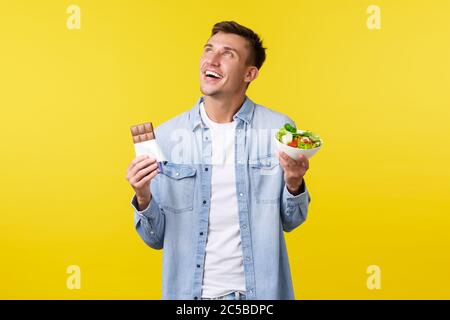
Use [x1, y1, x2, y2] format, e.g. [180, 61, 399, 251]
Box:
[275, 137, 322, 160]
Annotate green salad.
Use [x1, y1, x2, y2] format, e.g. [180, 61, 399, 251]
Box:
[276, 123, 322, 149]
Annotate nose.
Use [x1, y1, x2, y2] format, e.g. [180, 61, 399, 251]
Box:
[206, 51, 221, 67]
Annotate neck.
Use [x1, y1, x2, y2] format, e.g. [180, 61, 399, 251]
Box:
[203, 93, 246, 123]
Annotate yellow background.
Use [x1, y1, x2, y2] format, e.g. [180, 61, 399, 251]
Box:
[1, 0, 449, 299]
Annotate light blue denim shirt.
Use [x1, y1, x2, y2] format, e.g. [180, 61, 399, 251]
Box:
[131, 96, 311, 300]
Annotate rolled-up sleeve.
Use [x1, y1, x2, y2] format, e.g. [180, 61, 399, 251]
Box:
[280, 181, 311, 232]
[131, 195, 165, 250]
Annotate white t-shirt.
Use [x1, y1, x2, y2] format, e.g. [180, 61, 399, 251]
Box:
[200, 102, 246, 298]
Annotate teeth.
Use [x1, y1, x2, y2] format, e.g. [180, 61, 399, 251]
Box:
[205, 70, 222, 78]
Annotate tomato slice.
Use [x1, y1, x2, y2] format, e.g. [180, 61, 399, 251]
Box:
[288, 139, 297, 147]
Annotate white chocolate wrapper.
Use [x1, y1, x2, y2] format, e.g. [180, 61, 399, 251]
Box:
[134, 140, 167, 172]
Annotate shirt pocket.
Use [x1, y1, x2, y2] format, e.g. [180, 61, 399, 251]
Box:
[249, 155, 282, 204]
[159, 162, 197, 213]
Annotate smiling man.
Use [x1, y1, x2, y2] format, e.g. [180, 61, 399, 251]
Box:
[126, 21, 311, 300]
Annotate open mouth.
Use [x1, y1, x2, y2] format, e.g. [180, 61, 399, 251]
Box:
[204, 70, 224, 80]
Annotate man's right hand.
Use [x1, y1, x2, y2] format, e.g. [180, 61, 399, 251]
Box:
[126, 155, 159, 211]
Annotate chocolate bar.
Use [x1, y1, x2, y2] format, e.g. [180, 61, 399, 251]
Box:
[130, 122, 155, 143]
[130, 122, 166, 172]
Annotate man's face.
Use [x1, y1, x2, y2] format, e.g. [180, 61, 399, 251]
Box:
[199, 32, 255, 97]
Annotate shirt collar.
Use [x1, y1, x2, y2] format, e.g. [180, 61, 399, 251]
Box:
[190, 96, 255, 131]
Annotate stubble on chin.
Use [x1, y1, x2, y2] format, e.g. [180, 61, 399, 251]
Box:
[200, 85, 220, 97]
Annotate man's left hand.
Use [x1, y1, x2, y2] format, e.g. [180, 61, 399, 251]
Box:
[276, 151, 309, 196]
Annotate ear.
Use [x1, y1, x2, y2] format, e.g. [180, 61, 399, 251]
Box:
[244, 66, 259, 84]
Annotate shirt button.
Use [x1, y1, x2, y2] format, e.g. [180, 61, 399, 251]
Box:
[194, 296, 198, 300]
[246, 257, 251, 262]
[239, 193, 244, 197]
[197, 264, 201, 268]
[200, 232, 203, 236]
[175, 172, 180, 176]
[150, 231, 154, 235]
[205, 167, 208, 171]
[248, 289, 253, 294]
[242, 224, 247, 229]
[202, 200, 207, 204]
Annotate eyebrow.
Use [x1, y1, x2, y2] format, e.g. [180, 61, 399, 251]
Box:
[203, 43, 239, 55]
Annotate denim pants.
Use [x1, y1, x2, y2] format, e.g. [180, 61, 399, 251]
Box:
[202, 291, 247, 300]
